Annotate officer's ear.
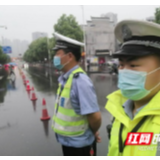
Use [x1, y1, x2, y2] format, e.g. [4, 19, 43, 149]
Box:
[67, 52, 75, 59]
[152, 53, 160, 66]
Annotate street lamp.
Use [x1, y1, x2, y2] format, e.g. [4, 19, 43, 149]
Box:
[0, 26, 7, 30]
[80, 5, 87, 70]
[81, 5, 86, 53]
[40, 33, 51, 65]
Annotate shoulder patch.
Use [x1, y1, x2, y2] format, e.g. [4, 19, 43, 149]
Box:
[74, 73, 80, 78]
[73, 72, 84, 78]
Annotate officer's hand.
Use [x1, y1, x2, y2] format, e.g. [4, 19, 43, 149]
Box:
[95, 131, 101, 143]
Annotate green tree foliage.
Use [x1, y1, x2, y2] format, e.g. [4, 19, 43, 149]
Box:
[23, 14, 83, 63]
[54, 14, 83, 42]
[23, 37, 55, 62]
[155, 7, 160, 24]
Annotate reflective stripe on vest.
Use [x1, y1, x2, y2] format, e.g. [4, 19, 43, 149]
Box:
[52, 67, 89, 137]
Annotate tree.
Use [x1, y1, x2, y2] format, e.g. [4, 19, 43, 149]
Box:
[23, 14, 83, 63]
[23, 37, 55, 63]
[155, 7, 160, 24]
[54, 14, 83, 42]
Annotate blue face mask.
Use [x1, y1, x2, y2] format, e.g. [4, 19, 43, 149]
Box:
[53, 55, 70, 70]
[118, 68, 160, 101]
[53, 56, 64, 70]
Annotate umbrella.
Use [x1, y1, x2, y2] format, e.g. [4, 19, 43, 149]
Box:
[8, 62, 17, 66]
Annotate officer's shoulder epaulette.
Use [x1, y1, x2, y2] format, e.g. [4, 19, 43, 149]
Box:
[73, 72, 84, 78]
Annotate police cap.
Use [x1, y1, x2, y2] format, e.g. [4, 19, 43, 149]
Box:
[113, 20, 160, 57]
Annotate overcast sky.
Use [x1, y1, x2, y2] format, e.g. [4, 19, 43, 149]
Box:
[0, 5, 159, 43]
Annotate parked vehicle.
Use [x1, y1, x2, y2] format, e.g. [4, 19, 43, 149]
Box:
[107, 59, 119, 74]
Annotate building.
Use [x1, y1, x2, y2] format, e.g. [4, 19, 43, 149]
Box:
[82, 12, 118, 64]
[12, 39, 29, 57]
[32, 32, 48, 41]
[21, 40, 29, 55]
[12, 39, 21, 57]
[2, 38, 12, 47]
[146, 16, 155, 22]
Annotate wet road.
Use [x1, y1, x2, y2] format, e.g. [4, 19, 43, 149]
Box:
[0, 66, 118, 156]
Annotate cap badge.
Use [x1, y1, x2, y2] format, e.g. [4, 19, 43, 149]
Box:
[122, 24, 132, 40]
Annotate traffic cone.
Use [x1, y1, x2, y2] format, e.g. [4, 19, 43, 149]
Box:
[31, 92, 37, 101]
[26, 84, 31, 91]
[90, 148, 94, 156]
[24, 80, 28, 85]
[41, 98, 50, 121]
[22, 74, 25, 79]
[24, 80, 26, 85]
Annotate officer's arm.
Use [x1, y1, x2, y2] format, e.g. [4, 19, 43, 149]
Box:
[73, 73, 101, 134]
[87, 111, 101, 134]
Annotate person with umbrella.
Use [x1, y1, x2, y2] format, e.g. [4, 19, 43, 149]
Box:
[8, 63, 16, 81]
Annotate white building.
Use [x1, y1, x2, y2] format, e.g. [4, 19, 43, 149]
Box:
[21, 40, 29, 55]
[146, 16, 155, 23]
[32, 32, 48, 41]
[82, 13, 118, 64]
[12, 39, 29, 57]
[12, 39, 21, 57]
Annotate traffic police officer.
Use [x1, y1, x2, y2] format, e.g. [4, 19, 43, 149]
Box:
[52, 32, 101, 156]
[105, 20, 160, 156]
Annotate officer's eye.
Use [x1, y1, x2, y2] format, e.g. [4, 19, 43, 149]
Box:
[119, 64, 124, 68]
[130, 64, 139, 67]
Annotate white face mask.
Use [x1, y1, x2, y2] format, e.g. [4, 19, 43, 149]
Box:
[118, 67, 160, 101]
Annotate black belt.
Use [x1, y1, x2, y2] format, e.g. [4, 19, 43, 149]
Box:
[119, 116, 148, 155]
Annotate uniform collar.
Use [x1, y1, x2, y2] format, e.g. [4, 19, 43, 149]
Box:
[58, 65, 79, 82]
[123, 100, 147, 120]
[105, 90, 160, 127]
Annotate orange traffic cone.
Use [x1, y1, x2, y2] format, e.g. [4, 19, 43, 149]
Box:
[22, 72, 24, 78]
[31, 88, 37, 101]
[26, 84, 31, 91]
[24, 80, 26, 85]
[24, 80, 29, 86]
[31, 92, 37, 101]
[41, 98, 50, 121]
[22, 74, 25, 79]
[90, 148, 94, 156]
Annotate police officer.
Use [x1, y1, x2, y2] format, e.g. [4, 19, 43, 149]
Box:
[52, 32, 101, 156]
[105, 20, 160, 156]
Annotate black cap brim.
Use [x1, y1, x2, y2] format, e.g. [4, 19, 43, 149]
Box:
[52, 45, 67, 51]
[112, 50, 151, 58]
[112, 45, 160, 58]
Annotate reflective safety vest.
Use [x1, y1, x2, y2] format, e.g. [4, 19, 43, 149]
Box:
[105, 90, 160, 156]
[52, 67, 89, 137]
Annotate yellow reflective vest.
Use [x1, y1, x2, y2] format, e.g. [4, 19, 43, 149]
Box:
[105, 90, 160, 156]
[52, 67, 89, 137]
